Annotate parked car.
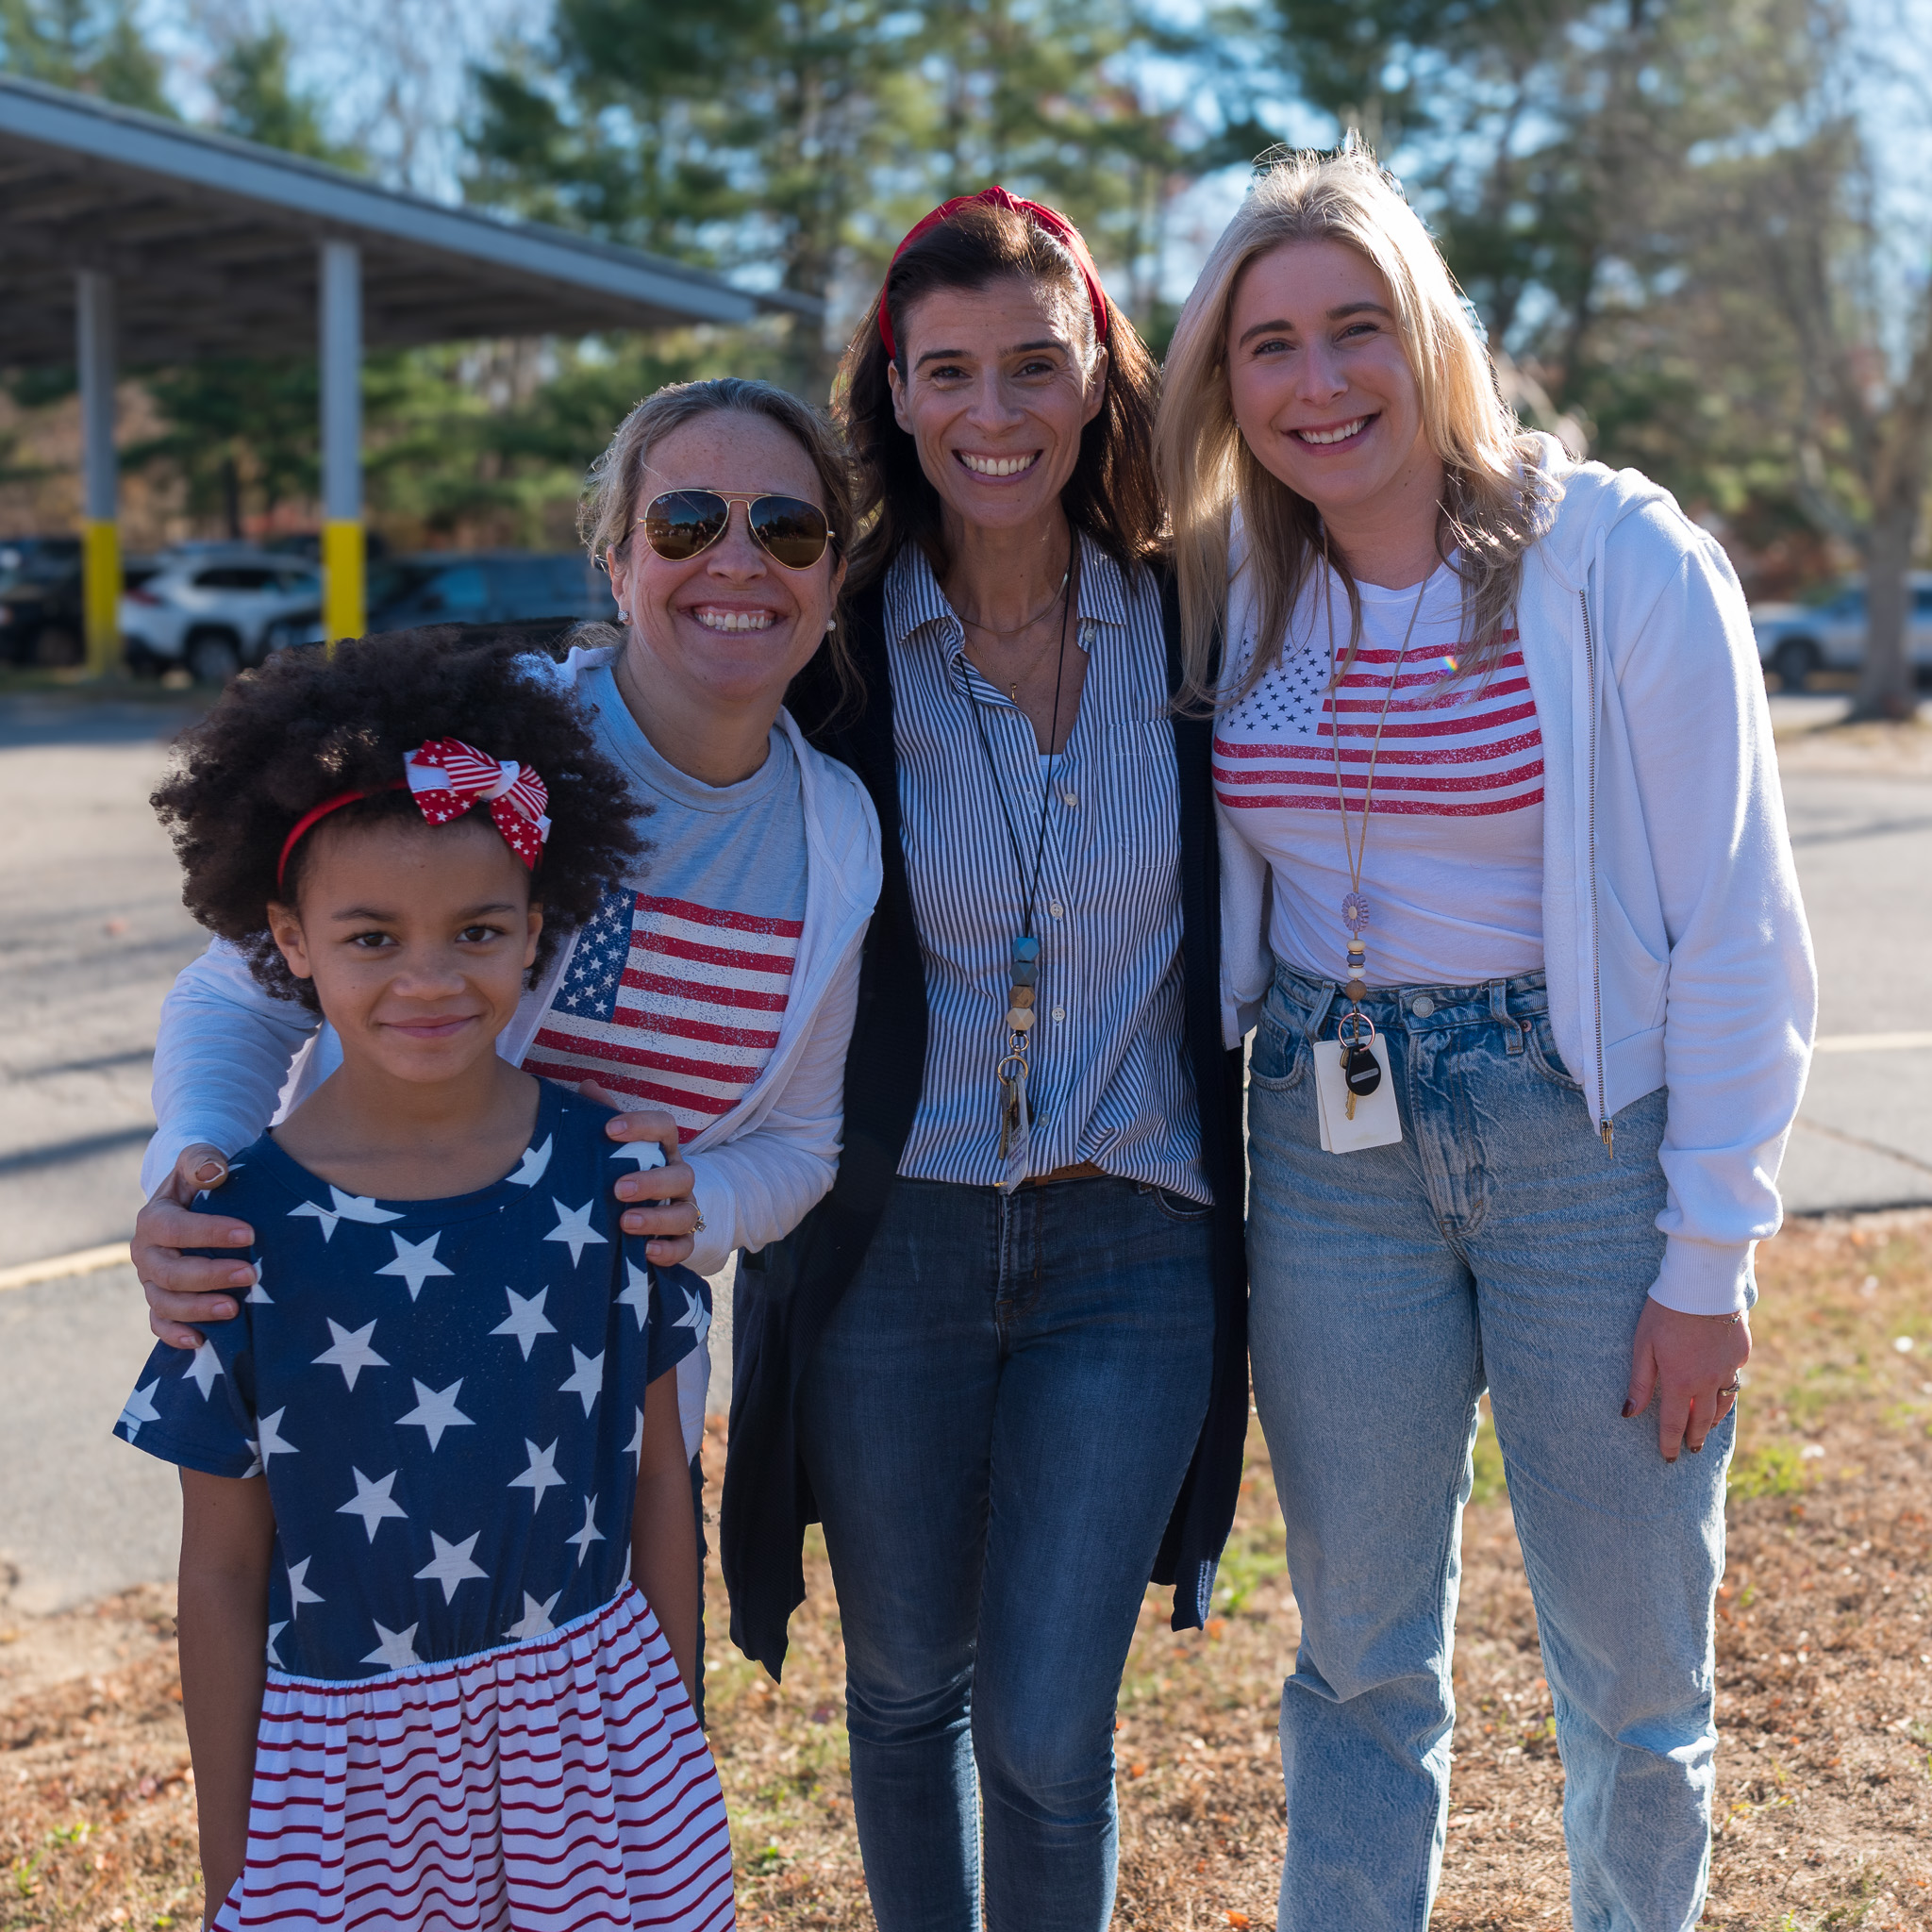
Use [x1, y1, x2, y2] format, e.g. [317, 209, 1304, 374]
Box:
[1750, 573, 1932, 690]
[264, 551, 618, 653]
[0, 540, 161, 667]
[0, 538, 82, 665]
[121, 552, 324, 682]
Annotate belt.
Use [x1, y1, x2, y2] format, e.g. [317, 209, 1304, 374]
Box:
[1020, 1160, 1108, 1188]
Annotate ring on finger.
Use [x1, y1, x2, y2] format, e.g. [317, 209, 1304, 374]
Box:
[1718, 1381, 1741, 1396]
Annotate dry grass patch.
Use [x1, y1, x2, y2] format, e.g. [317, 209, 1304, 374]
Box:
[711, 1210, 1932, 1931]
[4, 1212, 1929, 1929]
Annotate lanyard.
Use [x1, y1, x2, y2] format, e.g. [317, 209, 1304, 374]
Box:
[1326, 564, 1431, 1007]
[958, 558, 1076, 1167]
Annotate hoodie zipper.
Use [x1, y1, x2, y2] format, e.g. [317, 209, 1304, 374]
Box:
[1578, 587, 1613, 1158]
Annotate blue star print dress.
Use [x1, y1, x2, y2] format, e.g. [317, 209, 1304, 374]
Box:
[115, 1082, 734, 1932]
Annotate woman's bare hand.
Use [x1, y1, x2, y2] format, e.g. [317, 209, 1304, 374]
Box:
[579, 1084, 700, 1268]
[137, 1144, 257, 1351]
[1624, 1298, 1751, 1462]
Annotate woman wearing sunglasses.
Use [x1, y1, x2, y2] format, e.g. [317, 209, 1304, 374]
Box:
[722, 190, 1248, 1932]
[128, 380, 883, 1673]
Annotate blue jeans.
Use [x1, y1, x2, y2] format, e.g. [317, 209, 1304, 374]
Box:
[1246, 964, 1729, 1932]
[795, 1174, 1216, 1932]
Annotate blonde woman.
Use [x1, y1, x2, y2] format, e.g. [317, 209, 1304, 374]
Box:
[1156, 146, 1815, 1930]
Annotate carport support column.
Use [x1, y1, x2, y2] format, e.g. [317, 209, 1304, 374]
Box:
[319, 240, 364, 646]
[76, 271, 121, 676]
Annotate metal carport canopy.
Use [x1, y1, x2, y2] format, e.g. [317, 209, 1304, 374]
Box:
[0, 73, 813, 367]
[0, 74, 817, 666]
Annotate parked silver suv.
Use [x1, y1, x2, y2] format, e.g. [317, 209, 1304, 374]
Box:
[121, 550, 323, 683]
[1750, 574, 1932, 690]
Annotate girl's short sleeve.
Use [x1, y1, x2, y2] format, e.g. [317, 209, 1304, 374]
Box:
[113, 1317, 261, 1481]
[632, 1252, 710, 1389]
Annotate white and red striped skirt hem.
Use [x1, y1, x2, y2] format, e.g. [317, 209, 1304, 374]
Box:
[211, 1583, 733, 1930]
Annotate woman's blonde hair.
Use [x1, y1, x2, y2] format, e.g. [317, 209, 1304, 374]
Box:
[1156, 142, 1552, 708]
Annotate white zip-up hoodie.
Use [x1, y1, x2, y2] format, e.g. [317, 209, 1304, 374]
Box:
[1219, 435, 1817, 1315]
[142, 668, 883, 1287]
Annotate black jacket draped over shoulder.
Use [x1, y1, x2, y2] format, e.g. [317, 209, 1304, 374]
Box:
[720, 560, 1249, 1680]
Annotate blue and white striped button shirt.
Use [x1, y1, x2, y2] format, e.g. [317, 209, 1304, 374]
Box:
[886, 536, 1208, 1199]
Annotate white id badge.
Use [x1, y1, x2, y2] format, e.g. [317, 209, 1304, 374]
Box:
[1312, 1037, 1403, 1153]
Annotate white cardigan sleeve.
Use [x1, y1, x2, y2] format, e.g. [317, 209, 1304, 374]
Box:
[1606, 511, 1817, 1314]
[142, 939, 323, 1196]
[144, 919, 865, 1272]
[680, 922, 863, 1277]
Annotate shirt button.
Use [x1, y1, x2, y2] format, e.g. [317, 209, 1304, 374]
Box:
[1061, 790, 1077, 808]
[1050, 902, 1064, 919]
[1052, 1007, 1066, 1023]
[1412, 995, 1436, 1017]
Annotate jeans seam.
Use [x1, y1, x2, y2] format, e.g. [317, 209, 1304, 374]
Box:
[1137, 1183, 1216, 1224]
[1408, 1334, 1488, 1932]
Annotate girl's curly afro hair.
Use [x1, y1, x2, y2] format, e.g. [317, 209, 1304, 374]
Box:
[154, 625, 646, 1011]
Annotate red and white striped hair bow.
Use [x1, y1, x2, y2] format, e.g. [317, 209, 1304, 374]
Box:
[404, 738, 551, 869]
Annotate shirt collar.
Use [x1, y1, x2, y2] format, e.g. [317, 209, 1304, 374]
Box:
[885, 530, 1131, 666]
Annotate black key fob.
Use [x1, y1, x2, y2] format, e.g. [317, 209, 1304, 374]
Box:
[1342, 1042, 1382, 1098]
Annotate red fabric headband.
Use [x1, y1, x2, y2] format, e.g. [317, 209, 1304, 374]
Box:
[275, 738, 551, 891]
[876, 185, 1110, 362]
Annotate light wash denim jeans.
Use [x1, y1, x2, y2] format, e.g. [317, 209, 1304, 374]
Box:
[1246, 963, 1730, 1932]
[795, 1174, 1217, 1932]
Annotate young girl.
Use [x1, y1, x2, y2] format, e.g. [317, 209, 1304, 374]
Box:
[114, 633, 736, 1931]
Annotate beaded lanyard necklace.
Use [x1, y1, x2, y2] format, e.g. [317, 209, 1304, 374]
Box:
[1324, 558, 1432, 1118]
[959, 551, 1076, 1162]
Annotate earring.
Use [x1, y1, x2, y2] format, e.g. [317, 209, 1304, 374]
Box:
[824, 617, 836, 633]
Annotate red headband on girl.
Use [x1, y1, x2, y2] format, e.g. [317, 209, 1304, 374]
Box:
[275, 738, 551, 890]
[876, 185, 1110, 362]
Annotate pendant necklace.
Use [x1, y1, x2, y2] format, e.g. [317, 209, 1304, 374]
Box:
[960, 553, 1076, 1166]
[959, 569, 1073, 705]
[1325, 557, 1432, 1118]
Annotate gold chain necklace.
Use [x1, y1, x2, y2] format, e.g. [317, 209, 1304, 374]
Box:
[957, 565, 1071, 642]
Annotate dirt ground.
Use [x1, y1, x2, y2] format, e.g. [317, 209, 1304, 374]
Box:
[4, 1210, 1928, 1931]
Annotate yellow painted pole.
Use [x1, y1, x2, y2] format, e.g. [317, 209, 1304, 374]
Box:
[322, 519, 365, 647]
[76, 270, 121, 677]
[82, 520, 121, 675]
[319, 242, 364, 653]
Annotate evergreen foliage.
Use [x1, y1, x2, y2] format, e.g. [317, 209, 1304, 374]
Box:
[0, 0, 173, 114]
[2, 0, 1924, 629]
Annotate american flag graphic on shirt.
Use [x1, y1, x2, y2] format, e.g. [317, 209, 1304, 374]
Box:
[1213, 633, 1543, 818]
[521, 884, 803, 1138]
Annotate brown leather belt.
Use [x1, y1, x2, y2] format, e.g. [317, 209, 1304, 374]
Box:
[1020, 1160, 1108, 1188]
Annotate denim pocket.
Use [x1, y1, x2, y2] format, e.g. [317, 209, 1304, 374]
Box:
[1523, 1012, 1584, 1092]
[1249, 985, 1310, 1091]
[1136, 1182, 1216, 1224]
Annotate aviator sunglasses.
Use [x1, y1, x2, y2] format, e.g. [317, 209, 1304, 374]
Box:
[638, 490, 836, 571]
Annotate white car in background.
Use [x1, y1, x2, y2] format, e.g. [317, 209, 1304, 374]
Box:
[1750, 573, 1932, 691]
[120, 550, 322, 683]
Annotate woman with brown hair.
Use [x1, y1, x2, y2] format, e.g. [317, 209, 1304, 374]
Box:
[1157, 145, 1814, 1931]
[723, 190, 1249, 1930]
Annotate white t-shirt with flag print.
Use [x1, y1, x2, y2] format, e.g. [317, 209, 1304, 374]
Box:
[1213, 558, 1546, 990]
[522, 662, 808, 1141]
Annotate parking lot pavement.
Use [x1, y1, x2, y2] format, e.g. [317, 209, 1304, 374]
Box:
[0, 688, 1925, 1611]
[1772, 715, 1932, 1212]
[0, 1263, 181, 1615]
[0, 694, 208, 1274]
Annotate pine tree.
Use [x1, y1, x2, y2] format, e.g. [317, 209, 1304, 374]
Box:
[0, 0, 174, 114]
